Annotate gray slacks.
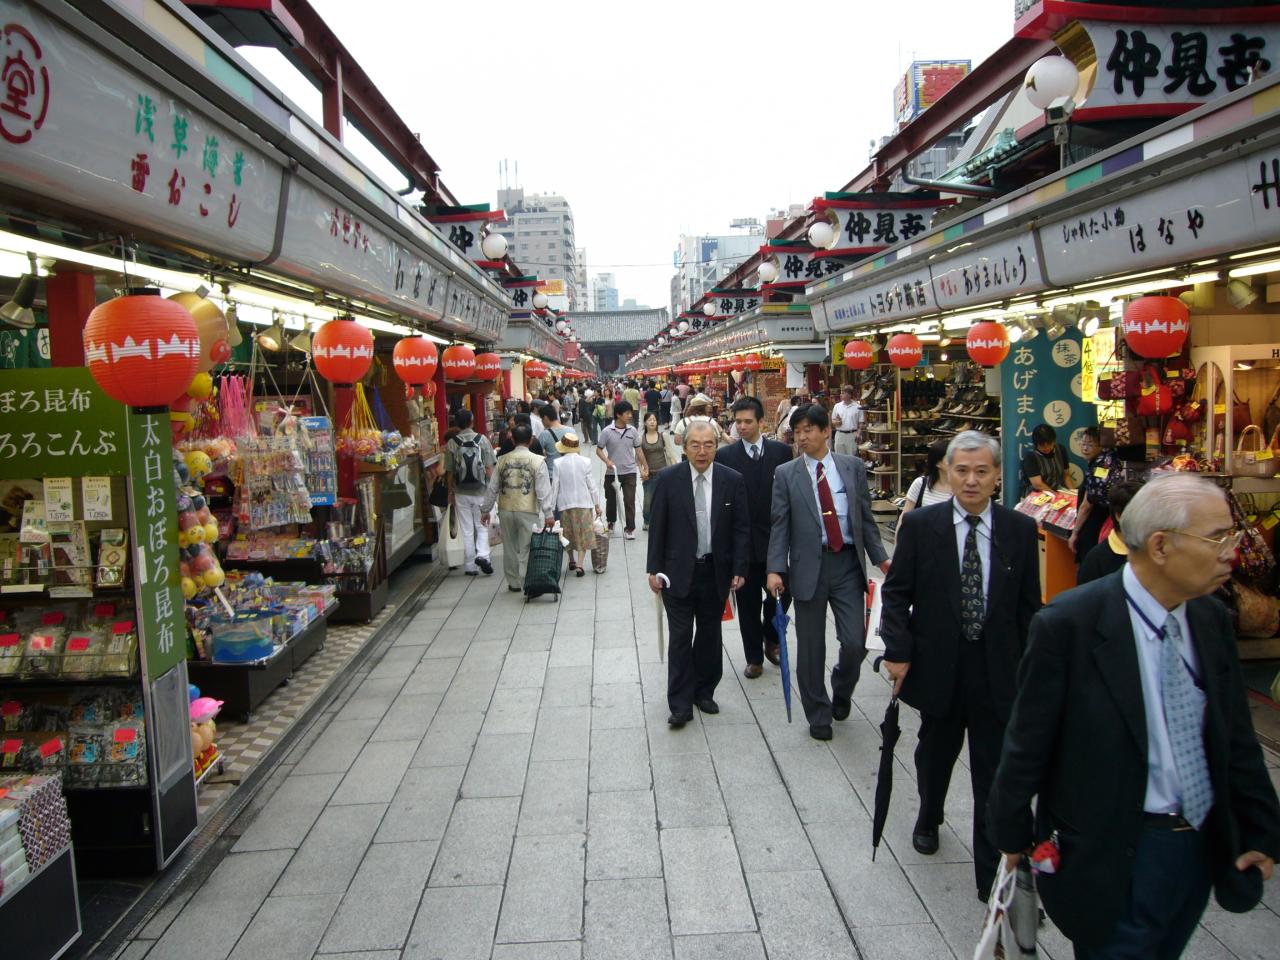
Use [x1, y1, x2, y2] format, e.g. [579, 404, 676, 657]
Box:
[793, 548, 866, 726]
[499, 510, 538, 588]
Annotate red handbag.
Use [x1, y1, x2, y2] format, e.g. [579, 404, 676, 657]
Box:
[1214, 393, 1252, 434]
[1101, 369, 1140, 400]
[1164, 415, 1193, 444]
[1136, 365, 1173, 416]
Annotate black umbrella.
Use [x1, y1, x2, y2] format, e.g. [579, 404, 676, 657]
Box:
[870, 657, 901, 861]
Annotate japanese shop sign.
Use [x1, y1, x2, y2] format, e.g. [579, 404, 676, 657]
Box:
[0, 0, 281, 263]
[999, 330, 1097, 504]
[816, 265, 936, 331]
[931, 233, 1047, 311]
[0, 369, 127, 479]
[1039, 146, 1280, 286]
[1080, 22, 1277, 119]
[810, 193, 958, 259]
[710, 290, 762, 318]
[126, 411, 185, 682]
[760, 245, 821, 288]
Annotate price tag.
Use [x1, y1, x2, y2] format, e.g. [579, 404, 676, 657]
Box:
[112, 621, 136, 635]
[1093, 467, 1110, 479]
[39, 737, 62, 758]
[1214, 403, 1226, 415]
[0, 634, 18, 647]
[1255, 449, 1274, 462]
[29, 633, 53, 651]
[1264, 514, 1279, 530]
[1, 701, 20, 717]
[67, 635, 91, 652]
[112, 727, 137, 744]
[41, 611, 65, 626]
[1, 740, 20, 755]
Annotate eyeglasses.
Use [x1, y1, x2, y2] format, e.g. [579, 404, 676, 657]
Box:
[1167, 528, 1245, 556]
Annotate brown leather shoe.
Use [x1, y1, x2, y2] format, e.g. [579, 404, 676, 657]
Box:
[764, 642, 781, 666]
[743, 663, 763, 679]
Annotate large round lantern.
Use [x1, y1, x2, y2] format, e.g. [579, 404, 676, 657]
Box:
[524, 359, 549, 380]
[168, 292, 230, 372]
[392, 336, 439, 385]
[842, 339, 875, 370]
[743, 352, 763, 371]
[1123, 296, 1189, 358]
[965, 321, 1011, 367]
[83, 290, 201, 408]
[442, 344, 476, 380]
[313, 317, 374, 384]
[886, 333, 924, 369]
[474, 352, 502, 380]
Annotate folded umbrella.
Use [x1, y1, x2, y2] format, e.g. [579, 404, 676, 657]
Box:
[870, 658, 901, 861]
[654, 573, 669, 662]
[772, 603, 793, 722]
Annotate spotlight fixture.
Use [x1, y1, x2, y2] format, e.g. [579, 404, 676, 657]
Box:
[258, 313, 285, 351]
[1227, 278, 1258, 309]
[0, 255, 38, 329]
[289, 322, 314, 354]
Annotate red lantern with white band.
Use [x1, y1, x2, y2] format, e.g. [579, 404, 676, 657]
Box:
[442, 345, 477, 380]
[843, 340, 875, 370]
[83, 290, 201, 408]
[886, 333, 923, 369]
[524, 360, 549, 380]
[474, 353, 502, 380]
[965, 321, 1011, 367]
[743, 353, 763, 371]
[393, 336, 439, 385]
[1122, 296, 1189, 359]
[313, 317, 374, 384]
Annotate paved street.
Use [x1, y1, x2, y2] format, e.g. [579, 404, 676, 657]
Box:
[120, 449, 1280, 960]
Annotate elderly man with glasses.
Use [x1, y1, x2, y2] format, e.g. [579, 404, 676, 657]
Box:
[988, 473, 1279, 958]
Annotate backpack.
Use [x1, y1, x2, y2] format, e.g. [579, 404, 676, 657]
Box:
[453, 435, 485, 487]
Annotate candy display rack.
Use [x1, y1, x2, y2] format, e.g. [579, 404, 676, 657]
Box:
[0, 369, 199, 889]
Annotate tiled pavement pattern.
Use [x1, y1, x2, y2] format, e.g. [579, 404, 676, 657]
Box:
[121, 450, 1280, 960]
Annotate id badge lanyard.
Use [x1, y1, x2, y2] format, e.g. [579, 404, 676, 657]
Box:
[1123, 594, 1203, 689]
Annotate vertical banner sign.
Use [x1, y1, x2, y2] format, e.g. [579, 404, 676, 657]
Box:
[127, 412, 186, 682]
[999, 330, 1097, 503]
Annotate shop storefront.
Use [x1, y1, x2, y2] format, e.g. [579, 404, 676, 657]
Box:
[0, 1, 512, 951]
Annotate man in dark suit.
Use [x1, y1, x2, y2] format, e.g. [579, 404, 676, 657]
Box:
[716, 396, 793, 678]
[988, 473, 1279, 957]
[647, 420, 751, 727]
[767, 404, 889, 741]
[880, 430, 1041, 900]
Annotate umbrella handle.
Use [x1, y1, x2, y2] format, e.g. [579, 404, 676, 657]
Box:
[872, 655, 884, 673]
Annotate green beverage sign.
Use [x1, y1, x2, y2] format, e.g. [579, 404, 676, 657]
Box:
[0, 368, 128, 479]
[127, 411, 186, 682]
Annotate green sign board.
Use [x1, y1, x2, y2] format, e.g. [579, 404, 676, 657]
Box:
[126, 411, 187, 682]
[0, 368, 128, 479]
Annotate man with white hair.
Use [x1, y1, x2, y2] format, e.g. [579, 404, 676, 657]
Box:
[989, 473, 1279, 957]
[880, 430, 1042, 901]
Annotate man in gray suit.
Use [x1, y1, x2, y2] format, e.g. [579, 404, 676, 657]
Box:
[767, 404, 889, 740]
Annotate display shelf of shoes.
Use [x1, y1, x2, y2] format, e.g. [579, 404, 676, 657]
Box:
[860, 366, 900, 490]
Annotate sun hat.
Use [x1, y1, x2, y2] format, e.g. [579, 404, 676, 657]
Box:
[556, 432, 581, 455]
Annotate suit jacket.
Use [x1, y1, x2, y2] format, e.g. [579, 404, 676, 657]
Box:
[987, 572, 1280, 947]
[645, 462, 750, 601]
[715, 438, 792, 564]
[880, 499, 1040, 721]
[766, 452, 887, 603]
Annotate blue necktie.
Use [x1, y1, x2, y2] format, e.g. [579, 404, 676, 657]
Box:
[1161, 614, 1213, 828]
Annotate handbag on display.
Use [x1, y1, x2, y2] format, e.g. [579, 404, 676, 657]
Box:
[1263, 383, 1280, 442]
[1228, 492, 1276, 584]
[1136, 366, 1173, 417]
[1166, 366, 1194, 399]
[1233, 425, 1278, 479]
[1231, 579, 1280, 638]
[1214, 392, 1252, 434]
[1111, 415, 1145, 447]
[1100, 369, 1140, 400]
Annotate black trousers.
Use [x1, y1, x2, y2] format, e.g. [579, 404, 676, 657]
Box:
[736, 561, 792, 665]
[604, 472, 637, 531]
[914, 635, 1005, 896]
[663, 561, 724, 714]
[1073, 825, 1211, 960]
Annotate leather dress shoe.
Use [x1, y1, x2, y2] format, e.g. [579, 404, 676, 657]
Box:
[668, 712, 693, 727]
[912, 825, 940, 855]
[832, 697, 851, 721]
[695, 698, 719, 714]
[743, 663, 763, 679]
[809, 724, 833, 741]
[764, 642, 781, 666]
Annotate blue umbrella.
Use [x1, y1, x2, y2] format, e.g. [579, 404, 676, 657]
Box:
[772, 605, 793, 722]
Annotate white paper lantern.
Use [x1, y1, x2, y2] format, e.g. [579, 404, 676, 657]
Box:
[480, 231, 509, 260]
[807, 220, 836, 249]
[757, 259, 780, 283]
[1024, 55, 1079, 110]
[703, 302, 716, 317]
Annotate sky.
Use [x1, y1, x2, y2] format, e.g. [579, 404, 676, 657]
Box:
[242, 0, 1015, 310]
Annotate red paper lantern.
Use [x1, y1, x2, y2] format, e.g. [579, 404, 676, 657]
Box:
[442, 344, 476, 380]
[842, 340, 875, 370]
[392, 336, 439, 385]
[474, 352, 501, 380]
[1123, 296, 1189, 358]
[524, 360, 549, 380]
[743, 353, 763, 371]
[313, 317, 374, 384]
[965, 321, 1011, 367]
[83, 291, 201, 408]
[887, 333, 923, 369]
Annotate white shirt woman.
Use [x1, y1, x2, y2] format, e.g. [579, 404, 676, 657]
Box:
[552, 450, 603, 512]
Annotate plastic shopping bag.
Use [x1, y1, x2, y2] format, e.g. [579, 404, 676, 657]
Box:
[974, 858, 1038, 959]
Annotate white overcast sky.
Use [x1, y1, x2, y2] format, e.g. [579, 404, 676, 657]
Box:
[241, 0, 1015, 309]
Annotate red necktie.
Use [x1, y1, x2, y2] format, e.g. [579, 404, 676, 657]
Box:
[816, 462, 844, 551]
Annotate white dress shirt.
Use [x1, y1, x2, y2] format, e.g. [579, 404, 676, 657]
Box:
[831, 400, 862, 433]
[803, 452, 852, 546]
[741, 438, 763, 461]
[952, 498, 994, 604]
[1122, 563, 1206, 816]
[690, 462, 714, 550]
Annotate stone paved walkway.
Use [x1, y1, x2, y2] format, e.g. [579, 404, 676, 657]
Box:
[119, 451, 1280, 960]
